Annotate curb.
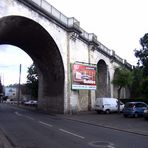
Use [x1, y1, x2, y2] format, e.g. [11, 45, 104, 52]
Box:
[0, 129, 15, 148]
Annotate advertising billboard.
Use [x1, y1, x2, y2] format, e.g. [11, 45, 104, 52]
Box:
[72, 63, 96, 90]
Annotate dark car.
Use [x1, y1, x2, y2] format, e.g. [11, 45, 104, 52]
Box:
[123, 102, 148, 118]
[144, 107, 148, 120]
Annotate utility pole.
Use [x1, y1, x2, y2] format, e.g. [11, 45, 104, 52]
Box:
[17, 64, 21, 106]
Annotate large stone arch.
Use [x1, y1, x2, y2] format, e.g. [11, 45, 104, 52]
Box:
[96, 59, 111, 98]
[0, 15, 65, 113]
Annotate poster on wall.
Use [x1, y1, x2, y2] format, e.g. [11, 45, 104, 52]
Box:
[71, 62, 96, 90]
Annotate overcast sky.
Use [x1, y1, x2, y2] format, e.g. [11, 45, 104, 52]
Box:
[0, 45, 32, 86]
[47, 0, 148, 65]
[0, 0, 148, 85]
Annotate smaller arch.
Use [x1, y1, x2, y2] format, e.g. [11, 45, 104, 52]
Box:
[96, 59, 111, 98]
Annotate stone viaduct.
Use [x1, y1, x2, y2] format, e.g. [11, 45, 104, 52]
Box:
[0, 0, 132, 113]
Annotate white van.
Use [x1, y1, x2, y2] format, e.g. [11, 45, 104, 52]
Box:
[94, 97, 124, 114]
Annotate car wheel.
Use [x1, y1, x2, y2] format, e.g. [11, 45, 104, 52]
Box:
[134, 112, 138, 118]
[105, 109, 110, 114]
[124, 114, 128, 118]
[97, 111, 101, 114]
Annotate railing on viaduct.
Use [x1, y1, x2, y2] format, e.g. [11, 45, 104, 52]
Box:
[18, 0, 133, 69]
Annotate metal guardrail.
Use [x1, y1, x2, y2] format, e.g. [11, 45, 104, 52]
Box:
[18, 0, 132, 68]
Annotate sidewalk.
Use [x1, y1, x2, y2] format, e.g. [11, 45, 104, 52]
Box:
[60, 111, 148, 136]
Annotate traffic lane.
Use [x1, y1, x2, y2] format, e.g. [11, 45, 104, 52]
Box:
[13, 106, 148, 137]
[6, 112, 148, 148]
[57, 119, 148, 148]
[36, 116, 148, 148]
[7, 105, 148, 148]
[1, 104, 148, 148]
[0, 105, 89, 148]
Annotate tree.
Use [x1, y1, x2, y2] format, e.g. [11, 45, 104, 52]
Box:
[130, 67, 143, 98]
[112, 67, 133, 112]
[135, 33, 148, 76]
[134, 33, 148, 99]
[141, 77, 148, 98]
[26, 63, 38, 99]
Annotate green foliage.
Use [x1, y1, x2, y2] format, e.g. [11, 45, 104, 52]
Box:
[26, 63, 38, 99]
[141, 77, 148, 99]
[112, 67, 133, 89]
[112, 67, 133, 100]
[135, 33, 148, 76]
[130, 67, 143, 98]
[21, 84, 31, 95]
[112, 67, 133, 113]
[134, 33, 148, 99]
[27, 64, 38, 84]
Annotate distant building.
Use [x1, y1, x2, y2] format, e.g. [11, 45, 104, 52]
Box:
[4, 85, 31, 102]
[4, 86, 18, 100]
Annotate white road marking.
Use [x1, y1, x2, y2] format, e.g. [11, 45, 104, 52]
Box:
[24, 115, 35, 121]
[14, 111, 22, 116]
[38, 121, 53, 127]
[15, 111, 35, 120]
[59, 128, 85, 139]
[15, 111, 84, 140]
[88, 141, 115, 148]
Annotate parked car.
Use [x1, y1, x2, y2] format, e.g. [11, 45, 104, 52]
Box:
[144, 107, 148, 120]
[6, 99, 17, 104]
[94, 97, 124, 114]
[123, 102, 148, 118]
[24, 100, 38, 107]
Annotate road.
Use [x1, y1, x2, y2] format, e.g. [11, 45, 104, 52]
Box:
[0, 104, 148, 148]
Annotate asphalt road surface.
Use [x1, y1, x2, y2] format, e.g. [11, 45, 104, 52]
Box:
[0, 104, 148, 148]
